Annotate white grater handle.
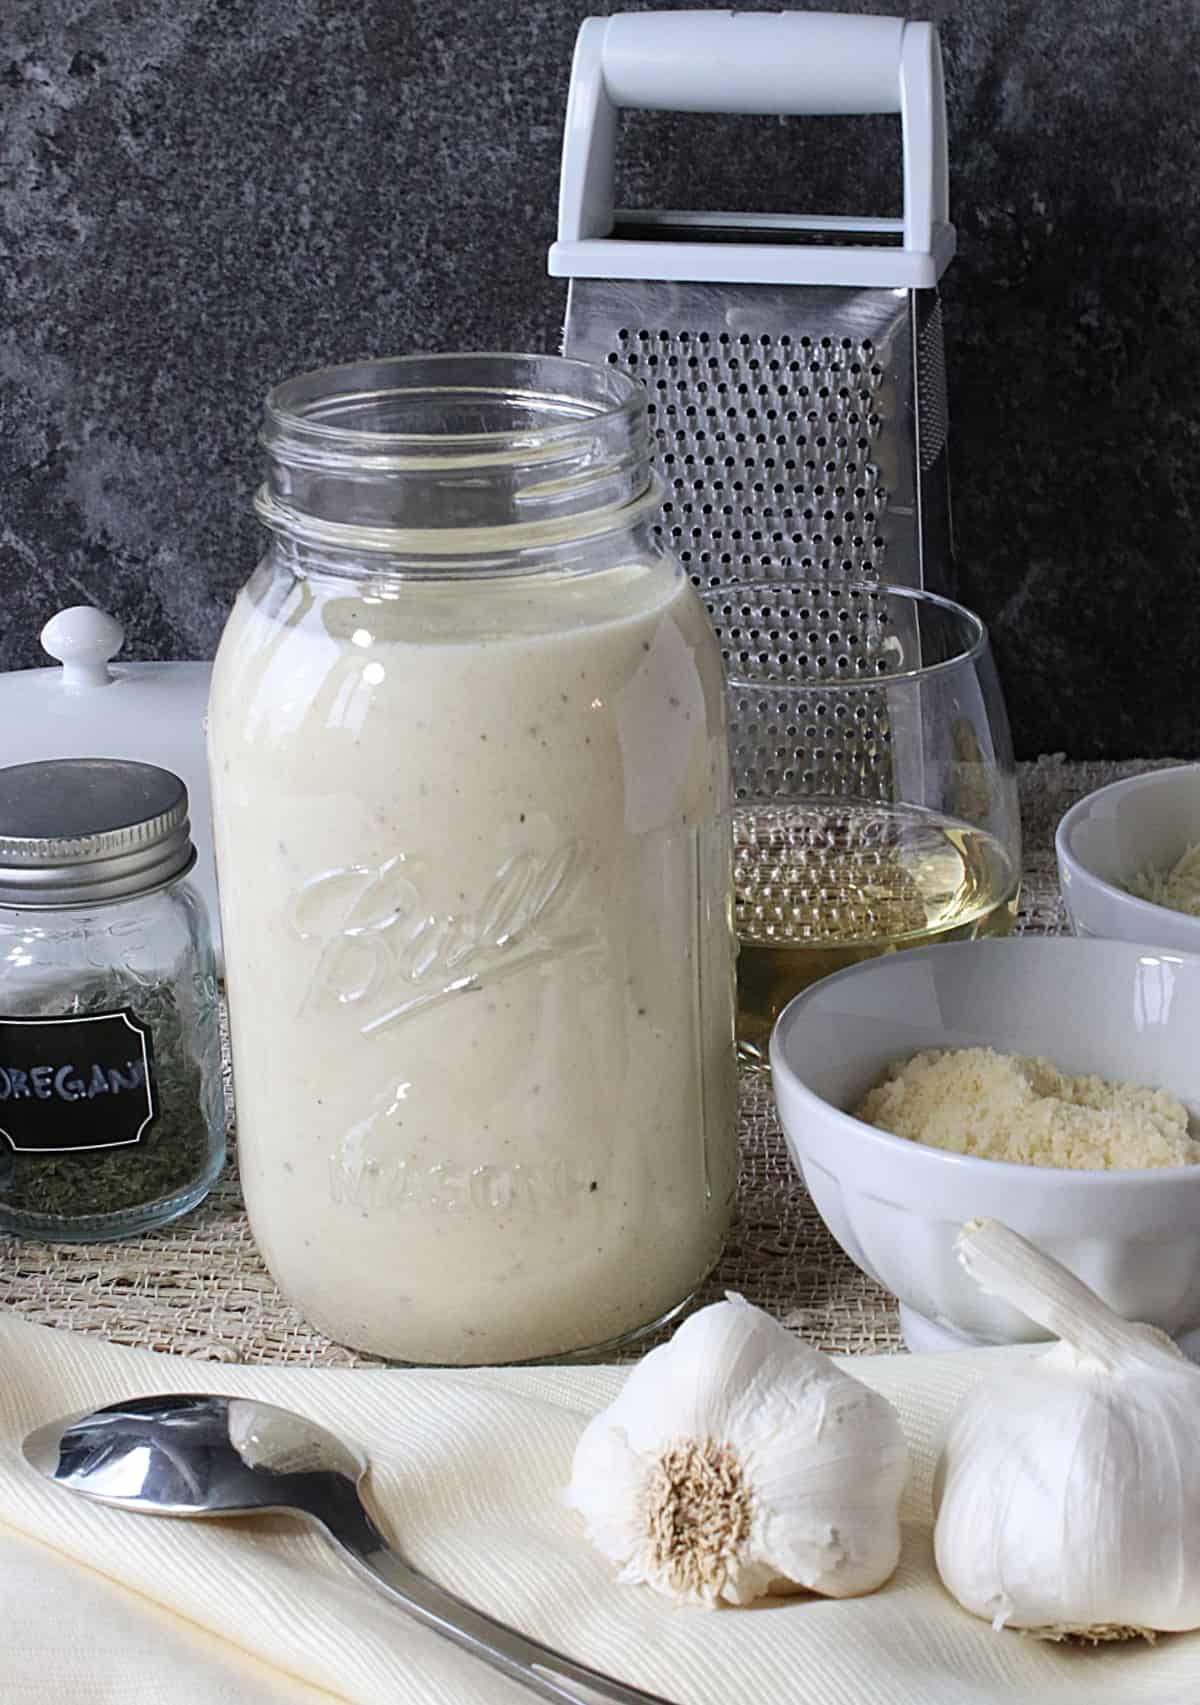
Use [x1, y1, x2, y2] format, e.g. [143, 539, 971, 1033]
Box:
[551, 9, 952, 290]
[599, 10, 906, 114]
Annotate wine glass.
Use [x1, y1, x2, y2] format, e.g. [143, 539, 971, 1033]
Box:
[705, 581, 1021, 1066]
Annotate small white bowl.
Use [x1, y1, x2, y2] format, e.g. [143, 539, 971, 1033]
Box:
[1056, 763, 1200, 952]
[769, 938, 1200, 1355]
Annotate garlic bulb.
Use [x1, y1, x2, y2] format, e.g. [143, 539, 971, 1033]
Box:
[934, 1218, 1200, 1641]
[566, 1293, 907, 1607]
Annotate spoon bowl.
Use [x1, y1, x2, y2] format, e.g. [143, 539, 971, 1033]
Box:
[24, 1393, 366, 1519]
[25, 1392, 675, 1705]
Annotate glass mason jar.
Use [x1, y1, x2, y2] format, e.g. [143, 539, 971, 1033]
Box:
[0, 759, 225, 1240]
[209, 353, 738, 1365]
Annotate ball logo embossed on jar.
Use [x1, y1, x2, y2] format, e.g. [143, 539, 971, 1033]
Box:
[286, 840, 593, 1034]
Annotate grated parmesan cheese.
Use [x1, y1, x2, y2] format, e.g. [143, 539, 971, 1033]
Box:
[1125, 843, 1200, 918]
[854, 1047, 1200, 1170]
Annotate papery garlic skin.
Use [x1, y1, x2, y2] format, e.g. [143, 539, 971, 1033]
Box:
[566, 1293, 907, 1608]
[934, 1219, 1200, 1640]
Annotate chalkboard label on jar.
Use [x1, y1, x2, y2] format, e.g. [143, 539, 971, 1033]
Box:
[0, 1010, 159, 1154]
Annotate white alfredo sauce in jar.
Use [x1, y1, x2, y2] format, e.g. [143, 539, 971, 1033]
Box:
[208, 354, 737, 1364]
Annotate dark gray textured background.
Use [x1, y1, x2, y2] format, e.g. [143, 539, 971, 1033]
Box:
[3, 0, 1198, 759]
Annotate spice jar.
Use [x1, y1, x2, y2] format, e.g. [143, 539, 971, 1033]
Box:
[0, 758, 224, 1240]
[209, 352, 738, 1364]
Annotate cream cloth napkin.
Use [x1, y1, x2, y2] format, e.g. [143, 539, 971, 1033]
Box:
[3, 1313, 1199, 1705]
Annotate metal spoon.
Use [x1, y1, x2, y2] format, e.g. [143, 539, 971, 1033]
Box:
[23, 1393, 677, 1705]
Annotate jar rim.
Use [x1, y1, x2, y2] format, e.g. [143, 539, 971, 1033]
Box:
[262, 352, 645, 462]
[256, 353, 659, 561]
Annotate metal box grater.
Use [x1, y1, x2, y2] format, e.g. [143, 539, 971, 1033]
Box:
[549, 9, 956, 605]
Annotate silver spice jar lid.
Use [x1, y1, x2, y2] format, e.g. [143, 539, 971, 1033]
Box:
[0, 758, 196, 908]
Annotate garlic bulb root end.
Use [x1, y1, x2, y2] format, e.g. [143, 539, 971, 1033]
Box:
[1034, 1624, 1156, 1645]
[567, 1296, 907, 1609]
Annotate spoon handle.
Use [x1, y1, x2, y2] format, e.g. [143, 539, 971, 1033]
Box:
[329, 1518, 680, 1705]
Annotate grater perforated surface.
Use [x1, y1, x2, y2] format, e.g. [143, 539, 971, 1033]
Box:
[703, 579, 901, 801]
[562, 274, 953, 813]
[563, 276, 933, 595]
[915, 296, 949, 473]
[614, 325, 891, 586]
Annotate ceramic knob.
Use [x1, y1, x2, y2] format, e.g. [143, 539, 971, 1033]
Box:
[40, 606, 125, 689]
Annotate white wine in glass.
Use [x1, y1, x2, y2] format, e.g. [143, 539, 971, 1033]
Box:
[708, 584, 1021, 1067]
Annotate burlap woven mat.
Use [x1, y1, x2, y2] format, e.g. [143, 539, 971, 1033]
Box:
[0, 757, 1179, 1365]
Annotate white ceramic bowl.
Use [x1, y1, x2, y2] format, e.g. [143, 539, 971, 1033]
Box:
[1056, 763, 1200, 952]
[769, 938, 1200, 1354]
